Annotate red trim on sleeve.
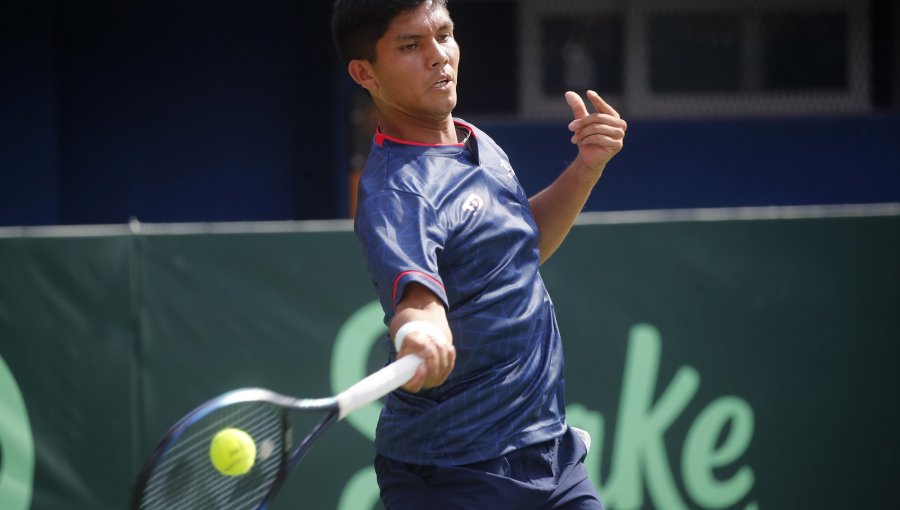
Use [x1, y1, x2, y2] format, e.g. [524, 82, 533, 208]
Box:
[392, 270, 445, 308]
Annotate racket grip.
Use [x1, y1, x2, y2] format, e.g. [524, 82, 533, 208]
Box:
[336, 354, 423, 419]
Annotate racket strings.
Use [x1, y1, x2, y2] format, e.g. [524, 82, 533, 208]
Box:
[137, 401, 286, 510]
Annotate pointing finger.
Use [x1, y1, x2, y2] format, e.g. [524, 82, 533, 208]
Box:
[565, 91, 589, 120]
[587, 90, 620, 119]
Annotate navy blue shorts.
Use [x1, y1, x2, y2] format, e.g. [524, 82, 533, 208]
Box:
[375, 427, 605, 510]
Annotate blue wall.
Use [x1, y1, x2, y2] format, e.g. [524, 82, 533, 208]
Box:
[1, 2, 341, 226]
[1, 2, 898, 227]
[483, 116, 900, 212]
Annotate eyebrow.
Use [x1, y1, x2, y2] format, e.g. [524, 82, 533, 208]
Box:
[393, 22, 454, 42]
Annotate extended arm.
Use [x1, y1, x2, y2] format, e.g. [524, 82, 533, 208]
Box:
[390, 283, 456, 393]
[529, 90, 626, 264]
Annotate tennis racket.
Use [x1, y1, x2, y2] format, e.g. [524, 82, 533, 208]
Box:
[131, 354, 422, 510]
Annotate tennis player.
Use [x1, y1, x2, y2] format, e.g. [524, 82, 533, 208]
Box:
[332, 0, 625, 508]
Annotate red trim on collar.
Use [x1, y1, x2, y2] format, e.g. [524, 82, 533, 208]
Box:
[375, 121, 476, 147]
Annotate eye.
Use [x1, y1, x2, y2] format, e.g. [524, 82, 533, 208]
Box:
[437, 33, 452, 42]
[400, 43, 417, 51]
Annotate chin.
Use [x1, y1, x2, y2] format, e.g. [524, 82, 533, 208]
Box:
[427, 100, 457, 119]
[444, 92, 458, 113]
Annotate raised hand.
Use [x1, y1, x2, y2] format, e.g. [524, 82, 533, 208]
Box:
[565, 90, 627, 172]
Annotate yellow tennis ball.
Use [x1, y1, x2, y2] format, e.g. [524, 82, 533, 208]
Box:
[209, 428, 257, 476]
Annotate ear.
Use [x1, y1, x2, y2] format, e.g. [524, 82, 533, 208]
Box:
[348, 59, 378, 92]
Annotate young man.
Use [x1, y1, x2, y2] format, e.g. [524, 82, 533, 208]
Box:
[332, 1, 625, 508]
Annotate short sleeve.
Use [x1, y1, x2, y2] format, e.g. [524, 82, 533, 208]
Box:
[355, 189, 449, 318]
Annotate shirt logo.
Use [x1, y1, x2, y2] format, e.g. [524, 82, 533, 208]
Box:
[500, 159, 515, 178]
[462, 193, 484, 216]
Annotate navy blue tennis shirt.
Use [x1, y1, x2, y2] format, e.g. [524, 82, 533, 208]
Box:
[355, 119, 567, 466]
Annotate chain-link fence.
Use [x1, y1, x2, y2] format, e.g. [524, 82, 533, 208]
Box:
[516, 0, 879, 119]
[426, 0, 900, 120]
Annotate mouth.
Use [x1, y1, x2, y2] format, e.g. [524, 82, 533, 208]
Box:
[433, 76, 453, 89]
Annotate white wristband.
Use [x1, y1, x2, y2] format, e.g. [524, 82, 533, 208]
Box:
[393, 320, 448, 352]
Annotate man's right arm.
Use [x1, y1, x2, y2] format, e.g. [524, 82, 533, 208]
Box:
[391, 282, 456, 393]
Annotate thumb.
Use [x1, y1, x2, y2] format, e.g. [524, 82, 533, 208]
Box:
[565, 91, 589, 120]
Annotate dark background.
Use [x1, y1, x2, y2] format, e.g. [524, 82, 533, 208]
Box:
[1, 0, 898, 227]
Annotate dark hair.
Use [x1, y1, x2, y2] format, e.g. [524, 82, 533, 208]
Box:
[332, 0, 449, 64]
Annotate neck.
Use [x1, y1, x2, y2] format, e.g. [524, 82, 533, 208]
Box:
[375, 110, 457, 145]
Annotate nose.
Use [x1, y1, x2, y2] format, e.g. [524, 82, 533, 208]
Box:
[427, 39, 449, 68]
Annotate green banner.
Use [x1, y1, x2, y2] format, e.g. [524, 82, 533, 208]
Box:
[0, 235, 134, 509]
[1, 211, 898, 509]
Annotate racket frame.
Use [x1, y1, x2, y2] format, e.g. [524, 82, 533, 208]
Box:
[131, 354, 422, 509]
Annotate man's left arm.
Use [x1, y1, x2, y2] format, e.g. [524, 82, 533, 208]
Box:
[528, 90, 626, 264]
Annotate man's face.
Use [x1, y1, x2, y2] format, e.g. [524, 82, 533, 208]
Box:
[367, 2, 460, 122]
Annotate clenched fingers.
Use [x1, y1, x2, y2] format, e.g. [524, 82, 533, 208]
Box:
[570, 122, 626, 145]
[399, 331, 456, 393]
[568, 113, 627, 134]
